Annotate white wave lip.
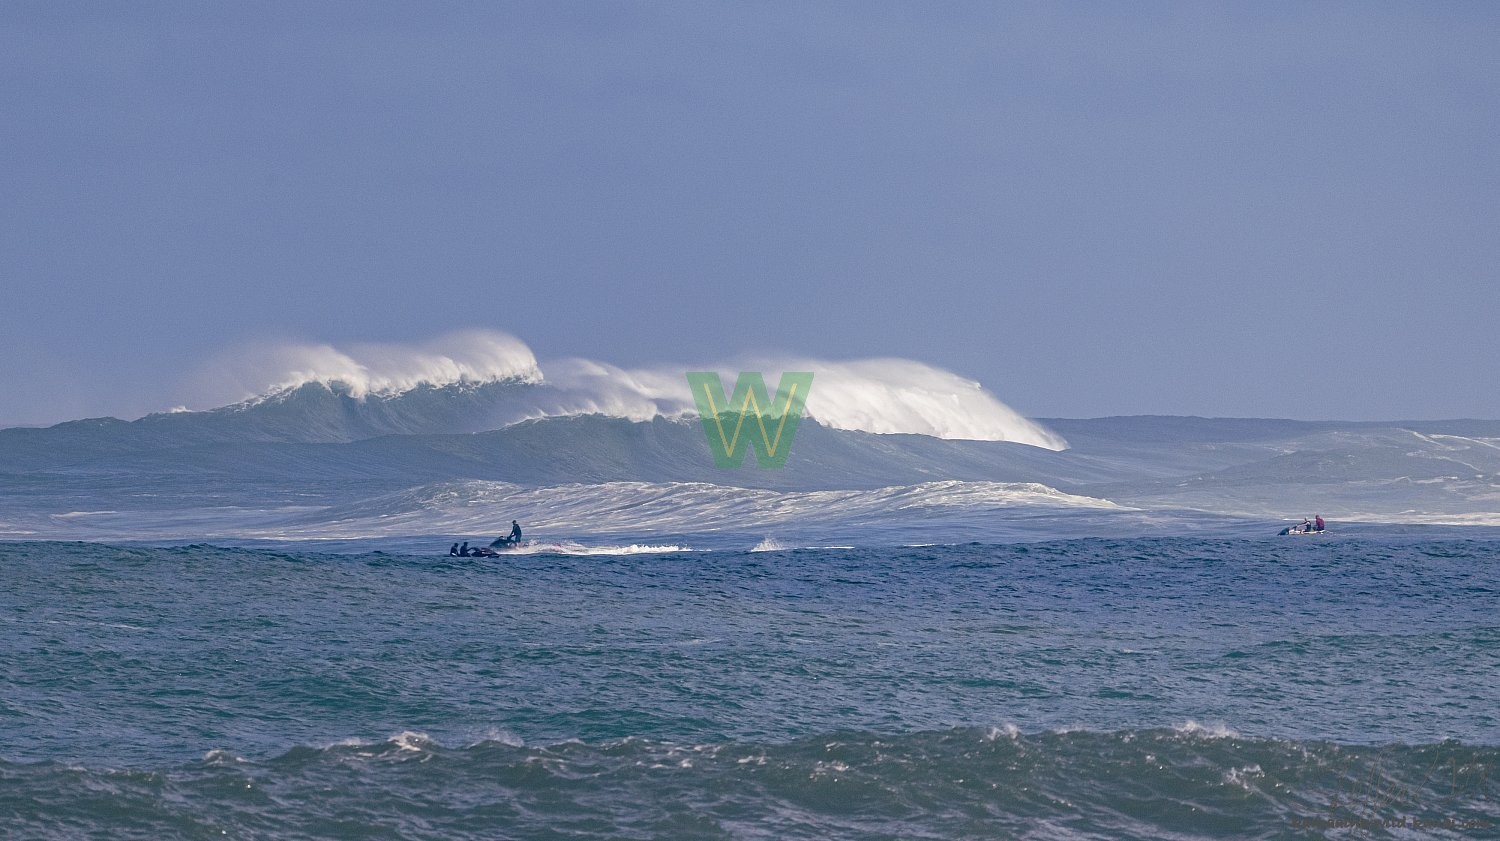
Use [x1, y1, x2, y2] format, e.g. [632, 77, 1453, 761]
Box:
[522, 355, 1066, 449]
[192, 330, 543, 405]
[187, 329, 1065, 449]
[780, 357, 1066, 448]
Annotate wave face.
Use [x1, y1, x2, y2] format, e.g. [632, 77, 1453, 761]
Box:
[6, 411, 1500, 539]
[3, 728, 1495, 841]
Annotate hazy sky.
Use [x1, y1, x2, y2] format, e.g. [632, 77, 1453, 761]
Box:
[2, 2, 1497, 427]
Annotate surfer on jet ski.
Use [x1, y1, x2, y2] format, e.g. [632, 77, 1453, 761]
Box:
[489, 520, 523, 549]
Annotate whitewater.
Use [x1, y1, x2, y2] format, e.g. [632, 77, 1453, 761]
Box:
[2, 331, 1498, 839]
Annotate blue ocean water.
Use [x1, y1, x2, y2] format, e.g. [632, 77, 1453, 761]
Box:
[5, 389, 1500, 836]
[2, 536, 1496, 839]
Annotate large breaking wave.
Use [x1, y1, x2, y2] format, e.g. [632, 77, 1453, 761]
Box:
[184, 330, 1066, 449]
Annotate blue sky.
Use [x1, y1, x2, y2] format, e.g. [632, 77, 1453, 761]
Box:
[2, 2, 1497, 426]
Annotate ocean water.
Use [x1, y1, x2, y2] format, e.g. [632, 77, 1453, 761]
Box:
[2, 536, 1496, 839]
[5, 381, 1500, 837]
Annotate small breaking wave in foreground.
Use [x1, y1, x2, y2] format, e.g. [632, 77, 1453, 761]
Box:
[3, 728, 1494, 840]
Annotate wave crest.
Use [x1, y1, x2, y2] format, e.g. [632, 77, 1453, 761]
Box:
[538, 356, 1066, 448]
[194, 330, 542, 404]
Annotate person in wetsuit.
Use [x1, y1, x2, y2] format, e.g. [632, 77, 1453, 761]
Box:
[489, 521, 525, 549]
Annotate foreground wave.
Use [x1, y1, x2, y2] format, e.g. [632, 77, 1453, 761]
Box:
[4, 539, 1498, 838]
[4, 727, 1494, 840]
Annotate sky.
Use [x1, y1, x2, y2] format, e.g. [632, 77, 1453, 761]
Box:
[2, 2, 1497, 427]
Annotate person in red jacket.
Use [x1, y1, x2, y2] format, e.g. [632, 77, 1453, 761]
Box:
[1314, 515, 1325, 532]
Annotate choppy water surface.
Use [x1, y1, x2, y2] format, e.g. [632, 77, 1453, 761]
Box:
[2, 537, 1496, 839]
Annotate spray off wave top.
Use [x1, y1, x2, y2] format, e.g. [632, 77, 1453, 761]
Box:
[195, 330, 546, 400]
[190, 330, 1067, 450]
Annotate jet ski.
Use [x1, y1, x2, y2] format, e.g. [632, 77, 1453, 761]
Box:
[446, 538, 528, 557]
[477, 541, 528, 554]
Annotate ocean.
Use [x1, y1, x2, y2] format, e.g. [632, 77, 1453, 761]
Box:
[2, 536, 1496, 839]
[3, 372, 1500, 837]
